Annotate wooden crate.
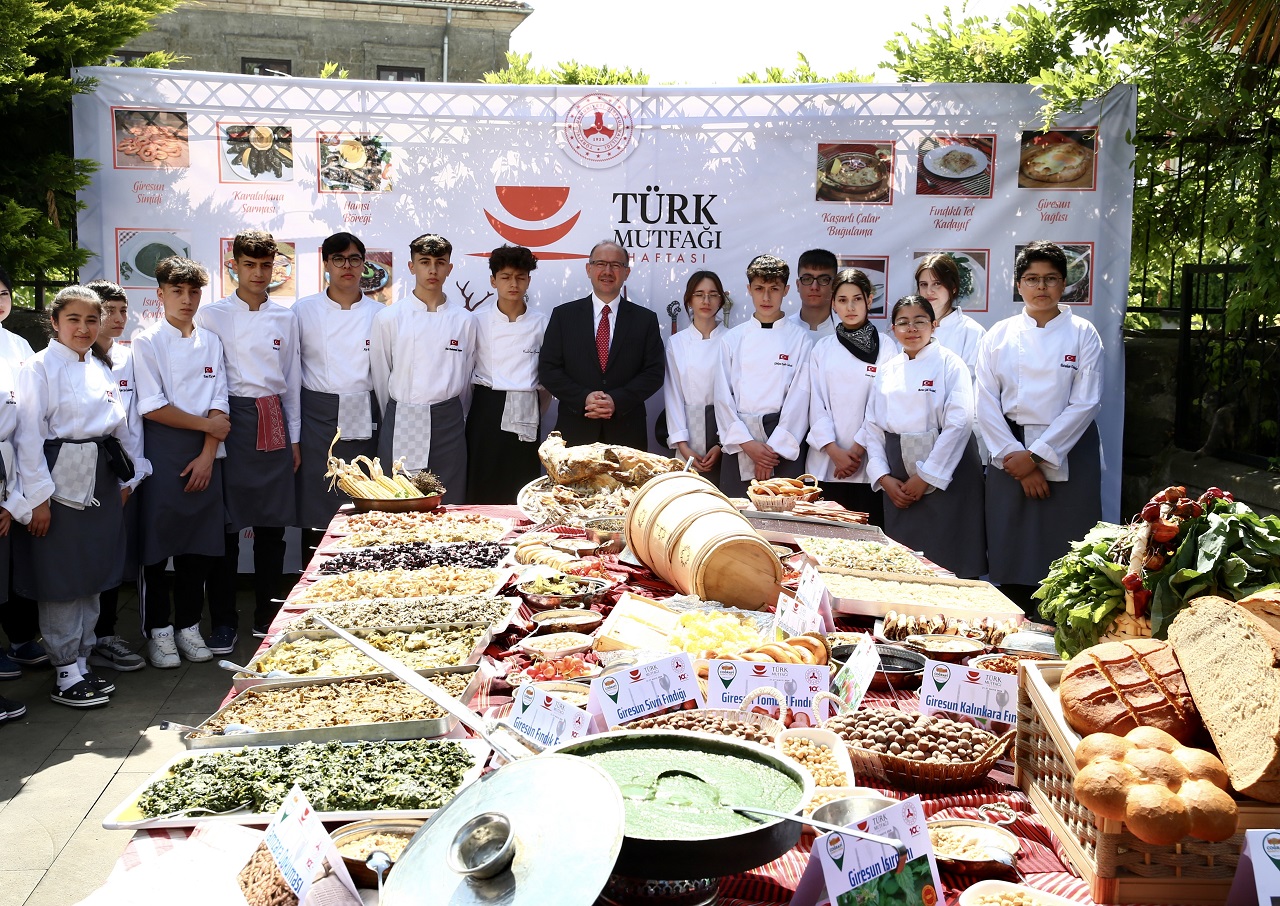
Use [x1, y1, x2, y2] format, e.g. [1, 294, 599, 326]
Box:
[1016, 660, 1277, 904]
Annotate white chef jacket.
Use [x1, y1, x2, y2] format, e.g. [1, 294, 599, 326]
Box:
[292, 291, 380, 394]
[714, 315, 812, 462]
[16, 341, 150, 504]
[663, 324, 727, 449]
[975, 308, 1104, 470]
[370, 296, 477, 412]
[805, 331, 895, 483]
[472, 302, 548, 391]
[107, 341, 151, 482]
[933, 309, 987, 377]
[0, 357, 31, 524]
[860, 341, 974, 491]
[0, 327, 34, 367]
[800, 310, 838, 339]
[193, 295, 302, 444]
[131, 318, 230, 425]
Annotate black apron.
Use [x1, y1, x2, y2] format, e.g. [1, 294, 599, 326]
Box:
[718, 412, 807, 498]
[297, 387, 378, 529]
[465, 385, 541, 505]
[138, 420, 225, 565]
[223, 395, 296, 532]
[378, 397, 467, 505]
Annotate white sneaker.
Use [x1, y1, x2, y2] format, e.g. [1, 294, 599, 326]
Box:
[175, 626, 213, 663]
[146, 626, 180, 669]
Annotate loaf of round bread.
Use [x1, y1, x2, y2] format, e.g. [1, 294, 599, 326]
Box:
[1058, 638, 1202, 743]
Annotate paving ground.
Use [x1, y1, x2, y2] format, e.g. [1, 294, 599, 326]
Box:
[0, 585, 263, 906]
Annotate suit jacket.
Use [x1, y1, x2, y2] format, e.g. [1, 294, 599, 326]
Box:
[538, 295, 665, 449]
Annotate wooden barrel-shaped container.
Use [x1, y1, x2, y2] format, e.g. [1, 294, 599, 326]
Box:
[625, 472, 731, 568]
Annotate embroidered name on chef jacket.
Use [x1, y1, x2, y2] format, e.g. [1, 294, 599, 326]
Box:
[445, 338, 461, 353]
[5, 391, 14, 405]
[1061, 354, 1078, 370]
[774, 353, 792, 367]
[203, 366, 215, 379]
[919, 379, 936, 393]
[105, 389, 117, 403]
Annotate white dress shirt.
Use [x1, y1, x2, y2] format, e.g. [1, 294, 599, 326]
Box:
[860, 341, 974, 491]
[292, 291, 380, 394]
[131, 318, 230, 424]
[473, 302, 548, 391]
[0, 357, 31, 524]
[975, 308, 1104, 469]
[16, 341, 149, 504]
[805, 331, 895, 482]
[369, 296, 477, 411]
[714, 315, 813, 463]
[0, 327, 34, 367]
[932, 309, 987, 377]
[663, 323, 727, 450]
[193, 294, 302, 443]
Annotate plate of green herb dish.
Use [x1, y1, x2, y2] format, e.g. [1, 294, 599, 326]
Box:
[102, 738, 490, 829]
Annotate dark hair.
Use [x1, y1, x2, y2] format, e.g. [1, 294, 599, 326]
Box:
[409, 233, 452, 259]
[890, 294, 937, 324]
[796, 248, 838, 273]
[1014, 240, 1068, 282]
[0, 265, 11, 294]
[50, 286, 112, 367]
[746, 254, 789, 284]
[232, 229, 277, 260]
[682, 270, 731, 317]
[489, 244, 538, 275]
[914, 253, 962, 307]
[831, 268, 874, 304]
[154, 256, 209, 288]
[322, 232, 366, 260]
[85, 279, 128, 303]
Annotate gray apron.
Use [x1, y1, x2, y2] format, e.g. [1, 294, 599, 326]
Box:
[378, 397, 467, 505]
[298, 387, 378, 529]
[138, 420, 225, 565]
[718, 411, 805, 498]
[224, 395, 296, 532]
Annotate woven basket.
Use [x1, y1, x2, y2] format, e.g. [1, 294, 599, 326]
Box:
[840, 728, 1015, 794]
[748, 489, 798, 512]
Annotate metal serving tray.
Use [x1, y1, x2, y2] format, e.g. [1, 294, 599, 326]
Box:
[306, 542, 517, 578]
[275, 594, 523, 634]
[744, 511, 889, 543]
[234, 623, 492, 692]
[283, 567, 514, 609]
[185, 666, 483, 749]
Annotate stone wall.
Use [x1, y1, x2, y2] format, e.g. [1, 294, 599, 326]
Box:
[119, 0, 530, 82]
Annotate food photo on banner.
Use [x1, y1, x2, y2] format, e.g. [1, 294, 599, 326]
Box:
[71, 71, 1134, 521]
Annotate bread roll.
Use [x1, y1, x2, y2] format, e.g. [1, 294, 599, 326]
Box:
[1075, 732, 1134, 769]
[1074, 759, 1138, 819]
[1180, 779, 1239, 842]
[1058, 639, 1201, 743]
[1124, 784, 1191, 845]
[1167, 595, 1280, 800]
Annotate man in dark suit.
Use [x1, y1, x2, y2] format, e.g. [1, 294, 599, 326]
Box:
[538, 239, 664, 449]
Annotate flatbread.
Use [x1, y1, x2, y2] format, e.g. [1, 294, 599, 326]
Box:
[1020, 141, 1093, 184]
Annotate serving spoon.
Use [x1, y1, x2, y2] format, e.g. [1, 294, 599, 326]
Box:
[216, 659, 291, 679]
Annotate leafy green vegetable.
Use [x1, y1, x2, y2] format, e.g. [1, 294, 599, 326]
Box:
[1034, 522, 1128, 657]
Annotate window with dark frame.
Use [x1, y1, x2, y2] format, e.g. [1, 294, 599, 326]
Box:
[378, 66, 425, 82]
[243, 58, 292, 77]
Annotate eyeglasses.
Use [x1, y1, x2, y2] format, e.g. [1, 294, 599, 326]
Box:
[1020, 274, 1064, 288]
[893, 317, 933, 330]
[798, 274, 834, 287]
[328, 255, 366, 269]
[690, 291, 723, 302]
[589, 259, 628, 271]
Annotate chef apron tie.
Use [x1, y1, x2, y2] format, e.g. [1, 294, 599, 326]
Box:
[336, 391, 374, 441]
[1021, 424, 1068, 481]
[49, 439, 101, 510]
[500, 390, 539, 443]
[255, 394, 287, 452]
[392, 400, 434, 470]
[0, 439, 11, 502]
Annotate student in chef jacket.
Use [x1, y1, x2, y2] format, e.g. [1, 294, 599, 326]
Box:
[82, 281, 148, 674]
[466, 244, 548, 505]
[194, 229, 301, 647]
[794, 248, 839, 339]
[0, 264, 47, 686]
[370, 233, 476, 504]
[0, 279, 32, 723]
[714, 255, 813, 498]
[976, 240, 1103, 610]
[14, 286, 149, 708]
[132, 257, 231, 669]
[664, 271, 730, 484]
[293, 232, 381, 550]
[859, 296, 986, 578]
[914, 253, 987, 375]
[805, 269, 894, 525]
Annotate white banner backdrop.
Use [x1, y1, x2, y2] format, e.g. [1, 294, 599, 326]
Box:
[73, 69, 1134, 520]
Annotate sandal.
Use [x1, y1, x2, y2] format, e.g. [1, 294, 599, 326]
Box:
[82, 671, 116, 695]
[49, 680, 109, 709]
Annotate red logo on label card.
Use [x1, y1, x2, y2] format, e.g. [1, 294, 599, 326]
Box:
[1065, 354, 1077, 362]
[751, 664, 769, 676]
[922, 380, 934, 386]
[628, 669, 643, 682]
[779, 354, 789, 361]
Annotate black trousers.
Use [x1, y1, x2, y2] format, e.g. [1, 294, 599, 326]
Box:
[141, 556, 216, 635]
[208, 527, 286, 630]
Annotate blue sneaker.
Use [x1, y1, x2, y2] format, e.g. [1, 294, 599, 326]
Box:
[207, 626, 237, 655]
[0, 652, 20, 680]
[8, 640, 49, 667]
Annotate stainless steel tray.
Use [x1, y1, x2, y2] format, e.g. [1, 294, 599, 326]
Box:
[186, 666, 483, 749]
[744, 511, 889, 543]
[306, 542, 517, 578]
[235, 622, 492, 691]
[284, 567, 514, 609]
[102, 738, 491, 830]
[276, 594, 523, 634]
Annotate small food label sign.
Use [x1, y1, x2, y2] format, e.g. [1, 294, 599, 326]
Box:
[1225, 829, 1280, 905]
[240, 785, 357, 905]
[505, 682, 591, 747]
[774, 565, 826, 640]
[805, 795, 942, 906]
[588, 654, 705, 728]
[707, 660, 833, 726]
[919, 658, 1018, 734]
[830, 633, 878, 711]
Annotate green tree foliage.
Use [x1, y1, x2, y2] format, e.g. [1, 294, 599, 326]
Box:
[483, 51, 648, 86]
[738, 53, 872, 85]
[0, 0, 179, 294]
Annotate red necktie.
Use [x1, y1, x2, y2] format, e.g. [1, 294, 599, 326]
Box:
[596, 304, 611, 370]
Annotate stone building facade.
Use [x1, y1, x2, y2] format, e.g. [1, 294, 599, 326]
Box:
[117, 0, 531, 83]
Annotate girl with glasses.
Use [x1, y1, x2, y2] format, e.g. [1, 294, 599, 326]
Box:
[859, 295, 987, 578]
[804, 269, 892, 524]
[975, 240, 1103, 612]
[662, 271, 730, 482]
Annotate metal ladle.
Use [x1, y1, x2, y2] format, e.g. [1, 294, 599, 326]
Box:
[216, 659, 291, 679]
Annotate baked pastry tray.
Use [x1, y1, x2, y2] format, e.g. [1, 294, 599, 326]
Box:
[824, 569, 1026, 623]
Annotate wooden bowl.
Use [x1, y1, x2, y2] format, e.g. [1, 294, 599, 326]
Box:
[350, 494, 442, 513]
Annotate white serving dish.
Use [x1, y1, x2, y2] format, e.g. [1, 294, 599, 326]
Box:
[776, 727, 856, 789]
[517, 631, 593, 659]
[958, 880, 1077, 906]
